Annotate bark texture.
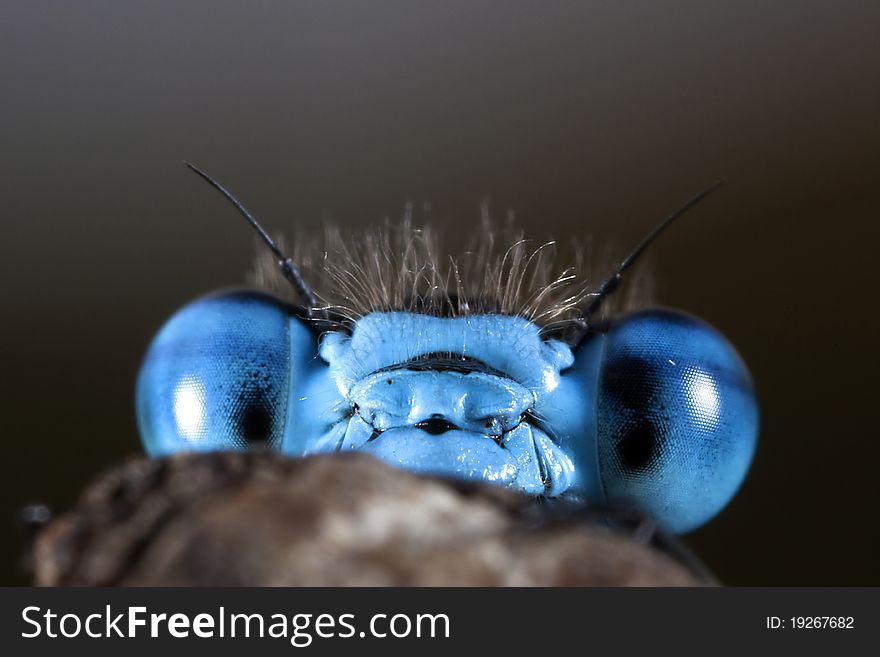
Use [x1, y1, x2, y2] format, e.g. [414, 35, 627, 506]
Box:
[35, 450, 704, 586]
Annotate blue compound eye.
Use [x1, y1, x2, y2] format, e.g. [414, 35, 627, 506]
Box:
[136, 291, 293, 456]
[596, 309, 758, 533]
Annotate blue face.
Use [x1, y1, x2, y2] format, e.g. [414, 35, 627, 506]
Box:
[136, 290, 758, 533]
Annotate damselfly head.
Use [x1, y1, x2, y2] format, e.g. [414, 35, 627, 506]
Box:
[135, 166, 757, 534]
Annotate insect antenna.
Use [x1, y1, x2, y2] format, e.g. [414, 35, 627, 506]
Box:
[183, 161, 322, 316]
[574, 179, 727, 339]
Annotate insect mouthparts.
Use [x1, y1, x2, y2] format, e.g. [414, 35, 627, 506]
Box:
[414, 416, 460, 436]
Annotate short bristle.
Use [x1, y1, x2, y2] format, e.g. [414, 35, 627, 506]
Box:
[250, 210, 653, 331]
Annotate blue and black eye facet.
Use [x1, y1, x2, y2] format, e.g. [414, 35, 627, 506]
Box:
[136, 291, 292, 456]
[595, 309, 759, 533]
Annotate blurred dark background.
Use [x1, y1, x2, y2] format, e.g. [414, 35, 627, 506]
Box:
[1, 1, 877, 585]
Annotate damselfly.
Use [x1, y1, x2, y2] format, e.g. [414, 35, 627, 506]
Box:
[135, 164, 758, 534]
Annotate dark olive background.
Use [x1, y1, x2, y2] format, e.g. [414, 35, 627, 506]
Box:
[1, 1, 877, 585]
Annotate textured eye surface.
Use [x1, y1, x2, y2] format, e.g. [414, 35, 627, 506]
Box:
[597, 309, 758, 533]
[136, 291, 291, 455]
